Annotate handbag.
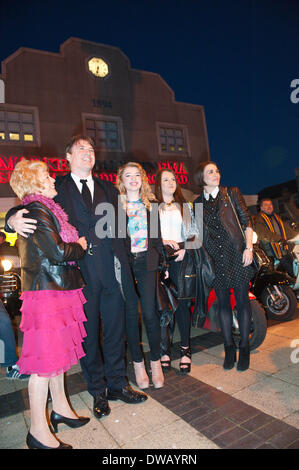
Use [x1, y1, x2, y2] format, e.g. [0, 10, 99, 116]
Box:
[177, 250, 197, 300]
[164, 242, 185, 261]
[225, 189, 262, 271]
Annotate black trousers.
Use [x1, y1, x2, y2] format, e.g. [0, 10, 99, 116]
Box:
[125, 254, 161, 362]
[79, 246, 127, 397]
[214, 283, 251, 348]
[160, 259, 191, 357]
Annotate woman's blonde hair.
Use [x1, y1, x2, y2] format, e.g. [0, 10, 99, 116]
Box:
[116, 162, 156, 211]
[10, 159, 48, 200]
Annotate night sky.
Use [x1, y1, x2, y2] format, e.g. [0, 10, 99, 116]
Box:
[0, 0, 298, 195]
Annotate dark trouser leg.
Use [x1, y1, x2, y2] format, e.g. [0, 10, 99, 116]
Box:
[135, 265, 161, 362]
[80, 285, 107, 398]
[100, 283, 127, 391]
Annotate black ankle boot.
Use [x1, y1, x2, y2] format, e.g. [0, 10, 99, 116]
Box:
[223, 345, 236, 370]
[237, 345, 250, 371]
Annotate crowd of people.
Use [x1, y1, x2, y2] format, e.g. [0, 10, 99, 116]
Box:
[1, 134, 298, 449]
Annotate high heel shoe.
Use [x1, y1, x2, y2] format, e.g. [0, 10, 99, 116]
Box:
[133, 360, 150, 389]
[179, 346, 191, 375]
[26, 432, 72, 449]
[160, 356, 171, 373]
[50, 410, 90, 433]
[150, 360, 164, 389]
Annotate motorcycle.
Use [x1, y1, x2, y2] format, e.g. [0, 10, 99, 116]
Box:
[275, 239, 299, 299]
[250, 241, 298, 322]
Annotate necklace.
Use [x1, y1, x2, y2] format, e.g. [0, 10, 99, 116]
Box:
[164, 200, 174, 207]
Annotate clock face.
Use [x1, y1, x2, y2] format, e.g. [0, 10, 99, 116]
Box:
[88, 58, 109, 78]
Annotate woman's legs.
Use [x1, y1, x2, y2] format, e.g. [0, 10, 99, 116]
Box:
[49, 373, 77, 419]
[214, 287, 234, 346]
[233, 283, 251, 348]
[28, 374, 58, 447]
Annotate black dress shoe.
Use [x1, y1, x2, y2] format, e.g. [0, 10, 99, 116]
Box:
[50, 410, 90, 433]
[26, 432, 72, 449]
[107, 384, 148, 404]
[93, 393, 111, 419]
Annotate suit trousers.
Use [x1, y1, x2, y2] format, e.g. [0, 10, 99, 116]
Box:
[79, 246, 127, 397]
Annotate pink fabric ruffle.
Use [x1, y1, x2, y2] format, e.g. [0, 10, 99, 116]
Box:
[17, 289, 87, 378]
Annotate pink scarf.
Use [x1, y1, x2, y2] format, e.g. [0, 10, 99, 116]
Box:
[22, 194, 79, 243]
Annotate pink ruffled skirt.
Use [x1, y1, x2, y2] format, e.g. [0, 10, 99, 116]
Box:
[17, 289, 87, 377]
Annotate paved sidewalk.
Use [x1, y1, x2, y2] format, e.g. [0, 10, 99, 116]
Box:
[0, 305, 299, 451]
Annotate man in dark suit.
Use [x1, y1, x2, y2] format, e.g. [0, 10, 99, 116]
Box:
[6, 134, 147, 419]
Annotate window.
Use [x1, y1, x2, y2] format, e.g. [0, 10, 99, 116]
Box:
[0, 105, 40, 145]
[157, 123, 189, 156]
[82, 114, 124, 151]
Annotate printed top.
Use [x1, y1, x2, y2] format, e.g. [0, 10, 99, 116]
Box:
[127, 199, 148, 252]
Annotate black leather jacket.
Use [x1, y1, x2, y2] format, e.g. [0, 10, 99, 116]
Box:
[194, 186, 253, 253]
[18, 202, 85, 291]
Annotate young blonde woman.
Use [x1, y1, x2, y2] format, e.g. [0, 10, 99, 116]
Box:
[116, 162, 165, 389]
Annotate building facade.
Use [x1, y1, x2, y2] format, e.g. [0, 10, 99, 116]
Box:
[0, 37, 210, 206]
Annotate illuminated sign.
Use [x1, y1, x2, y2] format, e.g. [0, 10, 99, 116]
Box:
[0, 155, 189, 185]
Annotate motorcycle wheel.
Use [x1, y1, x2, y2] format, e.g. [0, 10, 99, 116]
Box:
[232, 299, 267, 351]
[261, 285, 297, 322]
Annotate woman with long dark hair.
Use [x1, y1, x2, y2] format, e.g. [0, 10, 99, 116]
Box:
[155, 169, 201, 374]
[193, 161, 255, 371]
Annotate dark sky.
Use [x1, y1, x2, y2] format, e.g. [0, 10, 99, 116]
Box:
[0, 0, 298, 194]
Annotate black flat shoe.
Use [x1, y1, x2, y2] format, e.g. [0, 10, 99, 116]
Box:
[26, 432, 72, 449]
[107, 384, 148, 404]
[50, 411, 90, 433]
[179, 346, 191, 375]
[93, 393, 111, 420]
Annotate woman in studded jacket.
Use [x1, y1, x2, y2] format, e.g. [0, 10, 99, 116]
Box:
[193, 161, 255, 372]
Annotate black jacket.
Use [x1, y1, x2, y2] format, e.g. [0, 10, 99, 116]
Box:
[17, 202, 85, 291]
[193, 186, 253, 253]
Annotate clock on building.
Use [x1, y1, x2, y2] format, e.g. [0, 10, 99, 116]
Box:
[88, 57, 109, 78]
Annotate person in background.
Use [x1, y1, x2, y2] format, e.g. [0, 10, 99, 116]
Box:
[254, 198, 298, 277]
[116, 162, 165, 389]
[9, 159, 89, 449]
[0, 298, 29, 379]
[193, 161, 255, 372]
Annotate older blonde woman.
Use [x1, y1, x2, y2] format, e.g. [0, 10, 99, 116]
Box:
[10, 159, 89, 449]
[116, 162, 165, 389]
